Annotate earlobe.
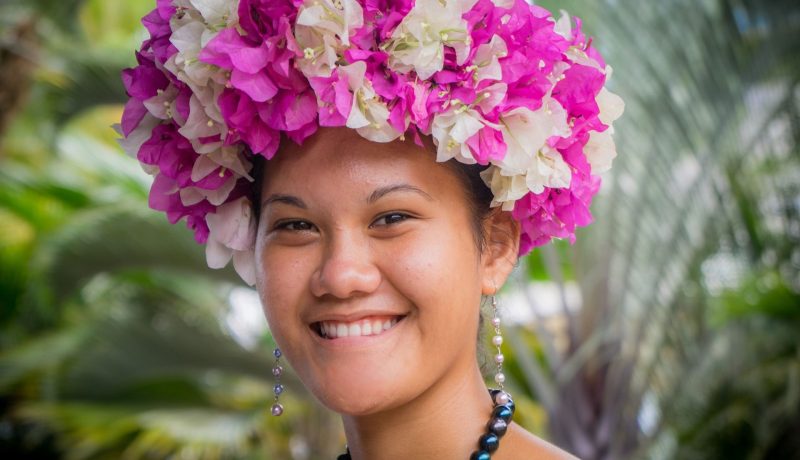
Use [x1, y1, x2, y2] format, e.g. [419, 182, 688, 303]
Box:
[480, 209, 521, 295]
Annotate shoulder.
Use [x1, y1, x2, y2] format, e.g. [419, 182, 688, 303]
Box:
[495, 422, 579, 460]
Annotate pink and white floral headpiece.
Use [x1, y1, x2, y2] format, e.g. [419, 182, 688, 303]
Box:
[118, 0, 624, 285]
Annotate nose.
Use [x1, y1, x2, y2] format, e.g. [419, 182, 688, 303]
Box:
[310, 231, 381, 299]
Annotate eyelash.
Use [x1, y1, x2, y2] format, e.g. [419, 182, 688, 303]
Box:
[373, 212, 411, 227]
[274, 220, 314, 232]
[273, 212, 412, 232]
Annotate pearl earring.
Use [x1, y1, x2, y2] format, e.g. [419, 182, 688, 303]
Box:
[470, 286, 516, 460]
[271, 348, 284, 416]
[490, 293, 505, 388]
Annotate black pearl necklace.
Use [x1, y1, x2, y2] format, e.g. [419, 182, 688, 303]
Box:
[336, 388, 515, 460]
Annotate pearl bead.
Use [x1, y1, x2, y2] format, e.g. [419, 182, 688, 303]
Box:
[487, 417, 508, 437]
[271, 403, 284, 416]
[491, 317, 501, 327]
[492, 405, 513, 422]
[479, 433, 500, 453]
[494, 353, 504, 364]
[492, 335, 503, 346]
[494, 372, 505, 384]
[470, 450, 491, 460]
[495, 391, 510, 406]
[272, 365, 283, 377]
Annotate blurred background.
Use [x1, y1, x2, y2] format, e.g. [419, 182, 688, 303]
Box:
[1, 0, 798, 459]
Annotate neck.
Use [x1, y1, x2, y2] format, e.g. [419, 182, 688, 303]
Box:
[341, 363, 494, 459]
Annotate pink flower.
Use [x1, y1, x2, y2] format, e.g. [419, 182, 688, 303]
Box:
[200, 29, 278, 103]
[140, 3, 177, 64]
[512, 173, 600, 254]
[149, 174, 216, 243]
[552, 64, 605, 121]
[122, 0, 623, 282]
[309, 73, 350, 127]
[218, 89, 281, 158]
[466, 125, 506, 164]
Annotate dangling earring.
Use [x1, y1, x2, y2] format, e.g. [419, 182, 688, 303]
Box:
[470, 285, 515, 460]
[490, 290, 506, 389]
[271, 348, 284, 416]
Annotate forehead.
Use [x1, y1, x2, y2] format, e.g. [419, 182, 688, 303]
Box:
[260, 128, 460, 198]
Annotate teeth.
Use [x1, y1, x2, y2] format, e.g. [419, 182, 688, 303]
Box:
[319, 316, 402, 339]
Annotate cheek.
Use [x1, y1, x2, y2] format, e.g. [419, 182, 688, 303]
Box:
[256, 244, 313, 347]
[387, 219, 482, 338]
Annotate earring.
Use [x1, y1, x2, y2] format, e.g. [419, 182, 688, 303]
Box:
[271, 348, 284, 416]
[490, 289, 505, 389]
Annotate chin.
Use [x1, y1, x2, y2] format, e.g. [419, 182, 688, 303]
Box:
[304, 366, 413, 416]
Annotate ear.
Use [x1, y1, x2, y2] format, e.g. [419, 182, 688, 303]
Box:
[480, 208, 521, 295]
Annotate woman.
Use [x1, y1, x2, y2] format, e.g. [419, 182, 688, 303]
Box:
[120, 0, 623, 458]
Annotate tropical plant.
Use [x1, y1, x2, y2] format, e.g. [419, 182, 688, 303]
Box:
[502, 0, 800, 458]
[1, 1, 343, 458]
[2, 0, 798, 459]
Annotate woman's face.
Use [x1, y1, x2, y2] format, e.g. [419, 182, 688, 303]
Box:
[255, 127, 489, 415]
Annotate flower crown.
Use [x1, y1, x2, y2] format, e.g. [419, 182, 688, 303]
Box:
[118, 0, 624, 285]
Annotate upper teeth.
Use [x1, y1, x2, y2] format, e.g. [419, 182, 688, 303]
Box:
[319, 317, 399, 339]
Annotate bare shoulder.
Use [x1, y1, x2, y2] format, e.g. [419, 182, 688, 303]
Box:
[495, 422, 579, 460]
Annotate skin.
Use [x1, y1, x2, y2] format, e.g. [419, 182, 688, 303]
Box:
[255, 127, 576, 459]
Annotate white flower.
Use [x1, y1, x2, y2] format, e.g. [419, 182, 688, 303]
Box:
[385, 0, 476, 79]
[182, 146, 252, 206]
[480, 166, 529, 210]
[431, 106, 485, 164]
[179, 94, 227, 141]
[169, 18, 222, 87]
[143, 86, 179, 120]
[114, 115, 160, 160]
[232, 249, 256, 286]
[205, 145, 254, 179]
[596, 86, 625, 126]
[553, 10, 573, 40]
[189, 0, 238, 28]
[206, 196, 257, 285]
[471, 35, 507, 83]
[340, 62, 402, 142]
[294, 26, 341, 77]
[584, 129, 617, 174]
[297, 0, 363, 46]
[525, 146, 572, 194]
[581, 86, 623, 174]
[564, 46, 604, 71]
[491, 0, 515, 8]
[167, 0, 238, 93]
[295, 0, 364, 77]
[497, 101, 569, 174]
[475, 82, 507, 113]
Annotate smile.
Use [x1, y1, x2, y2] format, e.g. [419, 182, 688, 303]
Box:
[312, 315, 406, 339]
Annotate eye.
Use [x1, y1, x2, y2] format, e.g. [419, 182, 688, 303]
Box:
[274, 220, 315, 232]
[371, 212, 411, 228]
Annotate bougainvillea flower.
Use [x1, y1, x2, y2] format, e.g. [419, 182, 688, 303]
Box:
[120, 0, 624, 285]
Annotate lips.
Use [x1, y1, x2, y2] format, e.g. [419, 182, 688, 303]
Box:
[312, 315, 406, 339]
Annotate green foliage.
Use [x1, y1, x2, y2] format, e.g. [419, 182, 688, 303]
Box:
[1, 0, 798, 459]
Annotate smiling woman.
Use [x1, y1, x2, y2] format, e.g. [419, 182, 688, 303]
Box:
[119, 0, 622, 458]
[254, 127, 562, 458]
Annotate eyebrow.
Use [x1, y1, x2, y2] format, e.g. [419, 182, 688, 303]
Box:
[261, 194, 308, 211]
[261, 184, 434, 213]
[367, 184, 434, 204]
